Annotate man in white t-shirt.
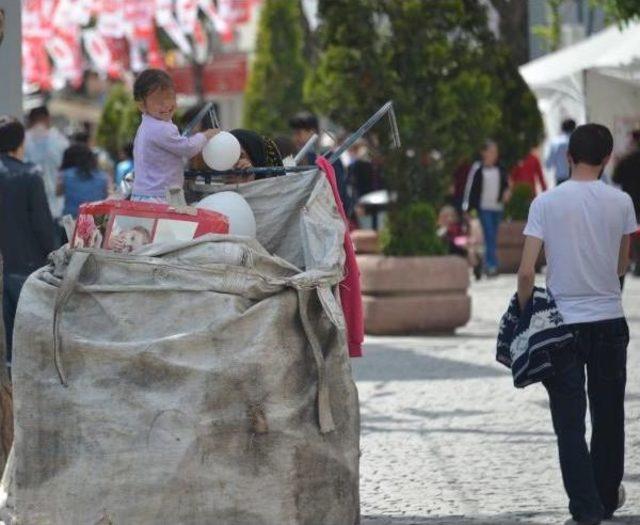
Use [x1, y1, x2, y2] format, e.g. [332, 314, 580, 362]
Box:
[518, 124, 636, 525]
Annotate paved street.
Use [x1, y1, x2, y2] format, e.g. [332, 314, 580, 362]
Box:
[355, 275, 640, 525]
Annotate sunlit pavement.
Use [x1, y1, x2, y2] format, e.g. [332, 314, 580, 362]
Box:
[355, 274, 640, 525]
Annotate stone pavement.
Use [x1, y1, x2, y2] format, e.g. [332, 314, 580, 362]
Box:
[354, 275, 640, 525]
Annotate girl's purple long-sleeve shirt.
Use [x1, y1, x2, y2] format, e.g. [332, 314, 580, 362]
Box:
[132, 114, 207, 198]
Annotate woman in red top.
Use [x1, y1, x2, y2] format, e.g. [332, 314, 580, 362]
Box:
[510, 147, 547, 194]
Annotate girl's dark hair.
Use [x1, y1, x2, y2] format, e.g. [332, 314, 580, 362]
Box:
[133, 69, 174, 102]
[61, 143, 97, 179]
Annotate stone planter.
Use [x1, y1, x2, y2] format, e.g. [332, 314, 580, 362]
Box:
[357, 255, 471, 335]
[351, 229, 381, 255]
[497, 220, 526, 273]
[497, 221, 545, 273]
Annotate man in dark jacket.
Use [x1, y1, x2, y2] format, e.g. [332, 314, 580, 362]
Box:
[289, 112, 352, 217]
[0, 116, 55, 357]
[613, 129, 640, 276]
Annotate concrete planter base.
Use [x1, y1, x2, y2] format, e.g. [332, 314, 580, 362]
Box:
[358, 255, 471, 335]
[351, 230, 381, 255]
[497, 221, 526, 274]
[497, 221, 544, 273]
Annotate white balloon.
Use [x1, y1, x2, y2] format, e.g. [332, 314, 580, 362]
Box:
[196, 191, 257, 238]
[202, 131, 241, 171]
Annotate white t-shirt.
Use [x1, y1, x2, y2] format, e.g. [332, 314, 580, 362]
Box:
[524, 180, 637, 324]
[480, 167, 503, 211]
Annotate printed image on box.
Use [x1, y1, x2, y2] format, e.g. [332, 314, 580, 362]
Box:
[108, 216, 155, 253]
[71, 200, 230, 252]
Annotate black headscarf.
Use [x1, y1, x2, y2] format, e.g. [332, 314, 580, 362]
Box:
[230, 129, 283, 177]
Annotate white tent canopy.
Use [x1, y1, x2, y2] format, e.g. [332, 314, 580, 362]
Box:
[520, 22, 640, 158]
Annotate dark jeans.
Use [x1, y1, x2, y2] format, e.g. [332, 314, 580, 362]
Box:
[543, 318, 628, 522]
[2, 273, 27, 363]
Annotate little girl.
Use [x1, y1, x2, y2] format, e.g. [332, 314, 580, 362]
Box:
[131, 69, 218, 202]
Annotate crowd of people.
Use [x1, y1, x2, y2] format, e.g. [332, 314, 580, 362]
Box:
[438, 117, 640, 281]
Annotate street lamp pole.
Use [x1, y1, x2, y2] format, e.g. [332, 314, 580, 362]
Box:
[0, 1, 22, 118]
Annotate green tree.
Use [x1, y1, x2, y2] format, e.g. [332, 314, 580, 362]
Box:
[305, 0, 388, 131]
[96, 83, 140, 159]
[308, 0, 542, 255]
[243, 0, 307, 135]
[592, 0, 640, 23]
[533, 0, 564, 52]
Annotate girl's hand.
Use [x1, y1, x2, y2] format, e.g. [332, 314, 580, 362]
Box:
[203, 129, 220, 140]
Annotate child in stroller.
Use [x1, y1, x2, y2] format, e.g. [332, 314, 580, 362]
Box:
[437, 205, 484, 280]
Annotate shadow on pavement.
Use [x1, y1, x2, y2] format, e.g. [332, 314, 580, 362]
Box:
[360, 424, 554, 438]
[353, 346, 502, 382]
[361, 511, 555, 525]
[362, 513, 640, 525]
[405, 408, 490, 419]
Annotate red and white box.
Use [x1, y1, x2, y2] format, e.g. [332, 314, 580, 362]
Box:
[72, 200, 229, 253]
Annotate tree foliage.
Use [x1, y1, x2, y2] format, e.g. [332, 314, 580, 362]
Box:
[242, 0, 307, 135]
[308, 0, 543, 255]
[96, 83, 140, 159]
[533, 0, 564, 52]
[304, 0, 388, 131]
[380, 201, 447, 257]
[592, 0, 640, 23]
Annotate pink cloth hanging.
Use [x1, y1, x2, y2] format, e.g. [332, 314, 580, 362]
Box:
[316, 156, 364, 358]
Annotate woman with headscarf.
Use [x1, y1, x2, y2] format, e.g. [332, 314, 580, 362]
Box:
[228, 129, 283, 182]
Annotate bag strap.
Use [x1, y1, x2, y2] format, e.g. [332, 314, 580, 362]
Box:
[297, 289, 335, 434]
[53, 251, 91, 386]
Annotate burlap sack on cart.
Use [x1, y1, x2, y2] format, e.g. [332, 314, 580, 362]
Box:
[11, 171, 360, 525]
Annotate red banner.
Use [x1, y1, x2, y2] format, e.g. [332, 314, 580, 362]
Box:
[22, 0, 255, 92]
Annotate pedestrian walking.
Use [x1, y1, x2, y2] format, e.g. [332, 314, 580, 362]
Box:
[57, 143, 110, 218]
[510, 145, 547, 195]
[463, 140, 509, 277]
[517, 124, 635, 525]
[23, 105, 69, 218]
[546, 118, 576, 186]
[0, 116, 55, 360]
[613, 128, 640, 276]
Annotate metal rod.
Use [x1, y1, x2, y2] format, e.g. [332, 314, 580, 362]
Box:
[327, 100, 401, 164]
[293, 133, 318, 165]
[208, 105, 221, 129]
[181, 101, 213, 136]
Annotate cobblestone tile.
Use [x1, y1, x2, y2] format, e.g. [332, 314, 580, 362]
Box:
[355, 275, 640, 525]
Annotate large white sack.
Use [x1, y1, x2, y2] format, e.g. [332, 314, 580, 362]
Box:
[12, 171, 360, 525]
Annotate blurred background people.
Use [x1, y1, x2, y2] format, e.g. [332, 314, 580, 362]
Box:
[24, 105, 69, 219]
[289, 111, 351, 215]
[449, 157, 473, 212]
[115, 142, 134, 188]
[0, 116, 55, 359]
[463, 140, 509, 277]
[510, 144, 547, 195]
[545, 118, 576, 185]
[273, 135, 296, 163]
[613, 128, 640, 276]
[57, 143, 110, 219]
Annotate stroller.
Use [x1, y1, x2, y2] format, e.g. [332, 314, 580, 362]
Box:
[437, 205, 484, 279]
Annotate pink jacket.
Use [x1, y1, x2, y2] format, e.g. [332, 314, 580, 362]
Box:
[316, 156, 364, 357]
